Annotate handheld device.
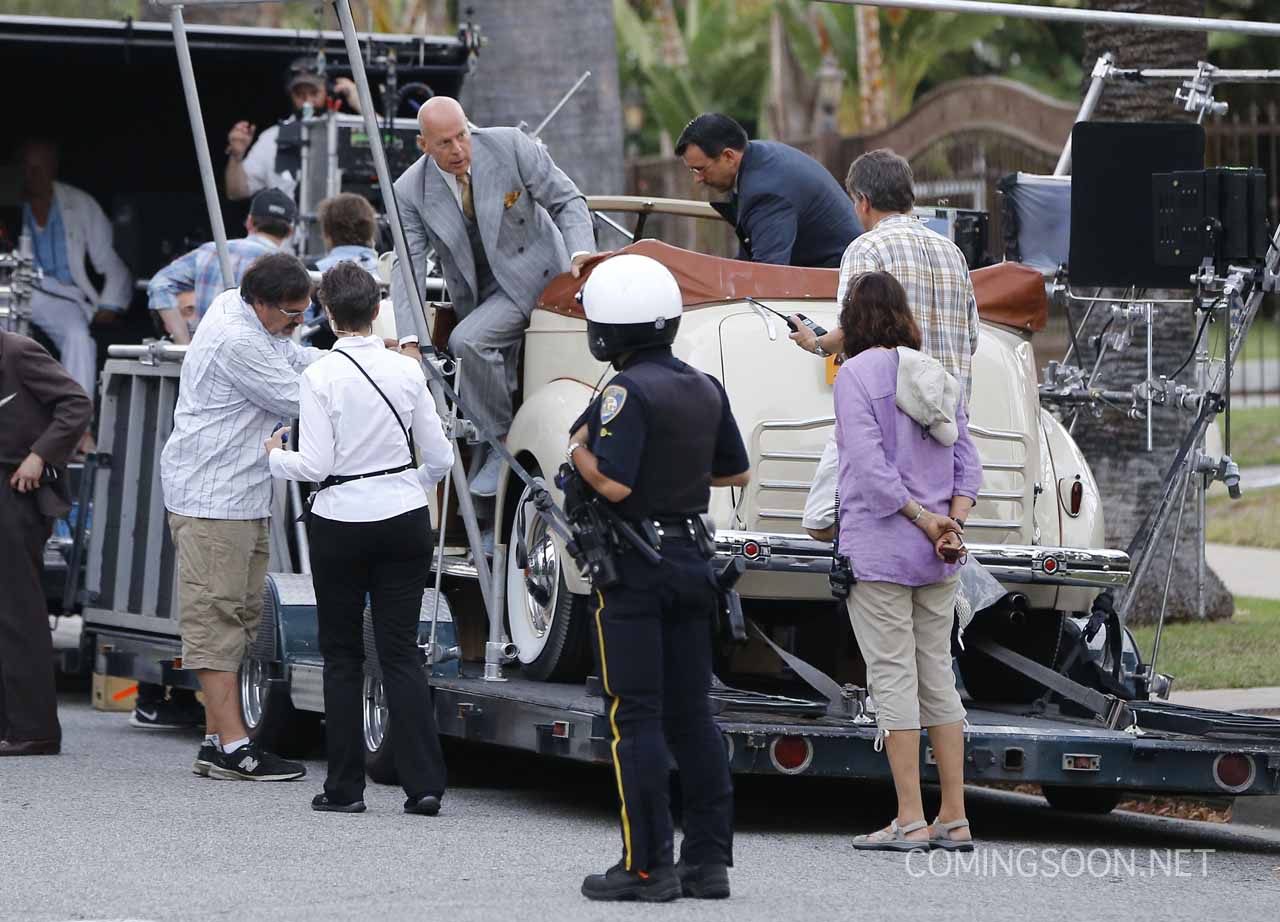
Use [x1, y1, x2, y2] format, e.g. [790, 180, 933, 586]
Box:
[271, 421, 289, 445]
[744, 297, 827, 338]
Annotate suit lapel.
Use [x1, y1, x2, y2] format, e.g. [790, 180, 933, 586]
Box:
[470, 134, 504, 255]
[422, 160, 476, 289]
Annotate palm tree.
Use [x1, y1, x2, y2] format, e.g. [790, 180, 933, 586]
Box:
[462, 0, 626, 196]
[1072, 0, 1232, 622]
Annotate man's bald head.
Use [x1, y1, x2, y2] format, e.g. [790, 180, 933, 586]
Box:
[417, 96, 472, 176]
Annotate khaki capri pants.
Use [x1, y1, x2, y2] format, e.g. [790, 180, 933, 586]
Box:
[845, 576, 966, 732]
[168, 513, 271, 673]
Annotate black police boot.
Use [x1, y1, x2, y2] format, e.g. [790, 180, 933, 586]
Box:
[676, 859, 730, 899]
[580, 862, 682, 902]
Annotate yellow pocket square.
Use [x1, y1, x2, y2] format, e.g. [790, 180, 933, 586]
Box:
[504, 188, 522, 209]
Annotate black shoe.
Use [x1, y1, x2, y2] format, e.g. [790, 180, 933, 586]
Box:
[131, 695, 204, 730]
[312, 793, 366, 813]
[404, 794, 441, 815]
[676, 860, 730, 899]
[209, 742, 306, 782]
[192, 741, 220, 777]
[581, 862, 682, 902]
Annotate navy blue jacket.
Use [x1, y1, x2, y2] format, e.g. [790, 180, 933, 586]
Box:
[711, 140, 862, 268]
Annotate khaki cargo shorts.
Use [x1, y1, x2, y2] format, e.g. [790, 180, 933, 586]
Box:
[168, 513, 271, 673]
[845, 575, 967, 732]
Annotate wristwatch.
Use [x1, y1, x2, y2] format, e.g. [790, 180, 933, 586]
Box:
[567, 441, 586, 466]
[813, 342, 830, 358]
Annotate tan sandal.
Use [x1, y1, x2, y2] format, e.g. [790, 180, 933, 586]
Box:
[929, 818, 974, 852]
[852, 818, 930, 852]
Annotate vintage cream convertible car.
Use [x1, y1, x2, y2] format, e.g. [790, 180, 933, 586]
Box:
[410, 197, 1131, 692]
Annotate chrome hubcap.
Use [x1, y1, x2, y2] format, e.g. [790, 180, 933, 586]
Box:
[522, 503, 559, 639]
[240, 658, 268, 729]
[363, 672, 388, 753]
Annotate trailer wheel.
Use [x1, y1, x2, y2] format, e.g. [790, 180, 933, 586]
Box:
[363, 672, 399, 786]
[506, 476, 591, 682]
[1041, 785, 1123, 815]
[239, 657, 320, 758]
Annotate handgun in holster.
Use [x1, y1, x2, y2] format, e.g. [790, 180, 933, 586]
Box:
[692, 514, 748, 645]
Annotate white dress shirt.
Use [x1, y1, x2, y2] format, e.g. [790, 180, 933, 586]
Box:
[161, 288, 324, 520]
[269, 335, 454, 522]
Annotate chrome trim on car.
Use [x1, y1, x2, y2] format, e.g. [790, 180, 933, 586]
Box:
[714, 530, 1130, 589]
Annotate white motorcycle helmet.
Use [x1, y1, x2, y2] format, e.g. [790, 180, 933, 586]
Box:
[579, 254, 683, 363]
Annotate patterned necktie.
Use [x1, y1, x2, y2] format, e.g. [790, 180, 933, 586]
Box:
[458, 172, 476, 222]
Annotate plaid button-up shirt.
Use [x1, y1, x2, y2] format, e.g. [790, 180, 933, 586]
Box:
[147, 234, 282, 323]
[836, 214, 979, 400]
[160, 288, 323, 520]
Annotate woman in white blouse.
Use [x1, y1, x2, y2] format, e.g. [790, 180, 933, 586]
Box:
[266, 262, 454, 815]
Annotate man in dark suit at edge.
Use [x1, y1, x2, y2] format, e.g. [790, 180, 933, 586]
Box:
[0, 330, 93, 756]
[675, 113, 861, 268]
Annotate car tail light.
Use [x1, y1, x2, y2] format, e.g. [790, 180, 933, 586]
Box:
[1213, 753, 1256, 792]
[742, 541, 761, 560]
[1058, 476, 1084, 518]
[769, 735, 813, 774]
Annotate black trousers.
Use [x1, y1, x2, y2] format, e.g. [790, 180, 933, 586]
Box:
[594, 537, 734, 872]
[0, 479, 60, 743]
[308, 506, 446, 803]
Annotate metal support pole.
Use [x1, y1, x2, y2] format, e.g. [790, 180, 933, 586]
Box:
[1056, 53, 1112, 176]
[1149, 471, 1191, 677]
[531, 71, 591, 139]
[1145, 302, 1154, 452]
[168, 4, 235, 289]
[818, 0, 1280, 38]
[484, 544, 510, 682]
[333, 0, 494, 614]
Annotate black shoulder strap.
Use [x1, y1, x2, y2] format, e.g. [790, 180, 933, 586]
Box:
[331, 348, 415, 463]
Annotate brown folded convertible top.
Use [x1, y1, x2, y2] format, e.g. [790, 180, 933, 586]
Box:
[537, 239, 1047, 333]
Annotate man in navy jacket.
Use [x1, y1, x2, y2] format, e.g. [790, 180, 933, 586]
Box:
[676, 113, 860, 268]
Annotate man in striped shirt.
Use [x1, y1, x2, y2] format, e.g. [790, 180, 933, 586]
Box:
[794, 149, 980, 542]
[146, 189, 297, 344]
[159, 252, 323, 781]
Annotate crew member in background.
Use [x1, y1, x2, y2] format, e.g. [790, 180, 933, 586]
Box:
[675, 114, 860, 268]
[159, 253, 323, 782]
[147, 189, 298, 343]
[796, 149, 979, 542]
[0, 329, 93, 757]
[303, 193, 381, 350]
[224, 58, 362, 202]
[391, 96, 595, 509]
[568, 255, 750, 902]
[18, 138, 133, 404]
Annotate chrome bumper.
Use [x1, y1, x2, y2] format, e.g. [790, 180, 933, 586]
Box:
[714, 530, 1131, 590]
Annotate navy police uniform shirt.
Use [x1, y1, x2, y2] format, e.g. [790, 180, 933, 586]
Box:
[571, 346, 748, 522]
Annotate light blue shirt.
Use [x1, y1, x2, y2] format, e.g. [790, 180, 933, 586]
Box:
[306, 245, 380, 326]
[23, 200, 75, 288]
[147, 234, 282, 321]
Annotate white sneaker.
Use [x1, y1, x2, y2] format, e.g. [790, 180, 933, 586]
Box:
[470, 451, 503, 497]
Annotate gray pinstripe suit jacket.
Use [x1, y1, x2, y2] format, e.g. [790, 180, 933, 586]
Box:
[390, 127, 595, 343]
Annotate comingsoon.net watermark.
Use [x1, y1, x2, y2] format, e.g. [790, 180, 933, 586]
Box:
[907, 848, 1215, 879]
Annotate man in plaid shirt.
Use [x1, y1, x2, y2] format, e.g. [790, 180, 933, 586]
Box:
[790, 149, 979, 402]
[146, 189, 297, 344]
[792, 149, 980, 542]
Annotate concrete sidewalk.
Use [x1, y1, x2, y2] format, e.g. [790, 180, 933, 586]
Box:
[1205, 543, 1280, 601]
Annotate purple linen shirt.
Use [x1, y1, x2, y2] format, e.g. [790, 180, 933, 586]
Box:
[834, 348, 983, 586]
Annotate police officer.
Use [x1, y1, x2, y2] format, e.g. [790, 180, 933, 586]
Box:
[566, 254, 751, 902]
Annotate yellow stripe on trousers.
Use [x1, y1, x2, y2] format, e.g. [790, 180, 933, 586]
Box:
[594, 589, 634, 871]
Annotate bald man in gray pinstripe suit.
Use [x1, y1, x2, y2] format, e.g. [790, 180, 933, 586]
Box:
[391, 97, 595, 498]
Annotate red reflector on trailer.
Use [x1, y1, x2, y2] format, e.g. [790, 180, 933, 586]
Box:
[743, 541, 760, 559]
[770, 735, 813, 774]
[1213, 753, 1255, 792]
[551, 720, 571, 739]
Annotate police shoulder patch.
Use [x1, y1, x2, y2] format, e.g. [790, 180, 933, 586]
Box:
[599, 384, 628, 424]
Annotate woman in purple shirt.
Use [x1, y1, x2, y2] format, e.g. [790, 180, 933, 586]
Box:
[834, 272, 983, 852]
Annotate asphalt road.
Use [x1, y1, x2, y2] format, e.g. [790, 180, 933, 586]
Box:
[3, 695, 1279, 922]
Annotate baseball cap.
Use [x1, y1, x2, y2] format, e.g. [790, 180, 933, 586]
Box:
[287, 57, 325, 93]
[249, 188, 298, 226]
